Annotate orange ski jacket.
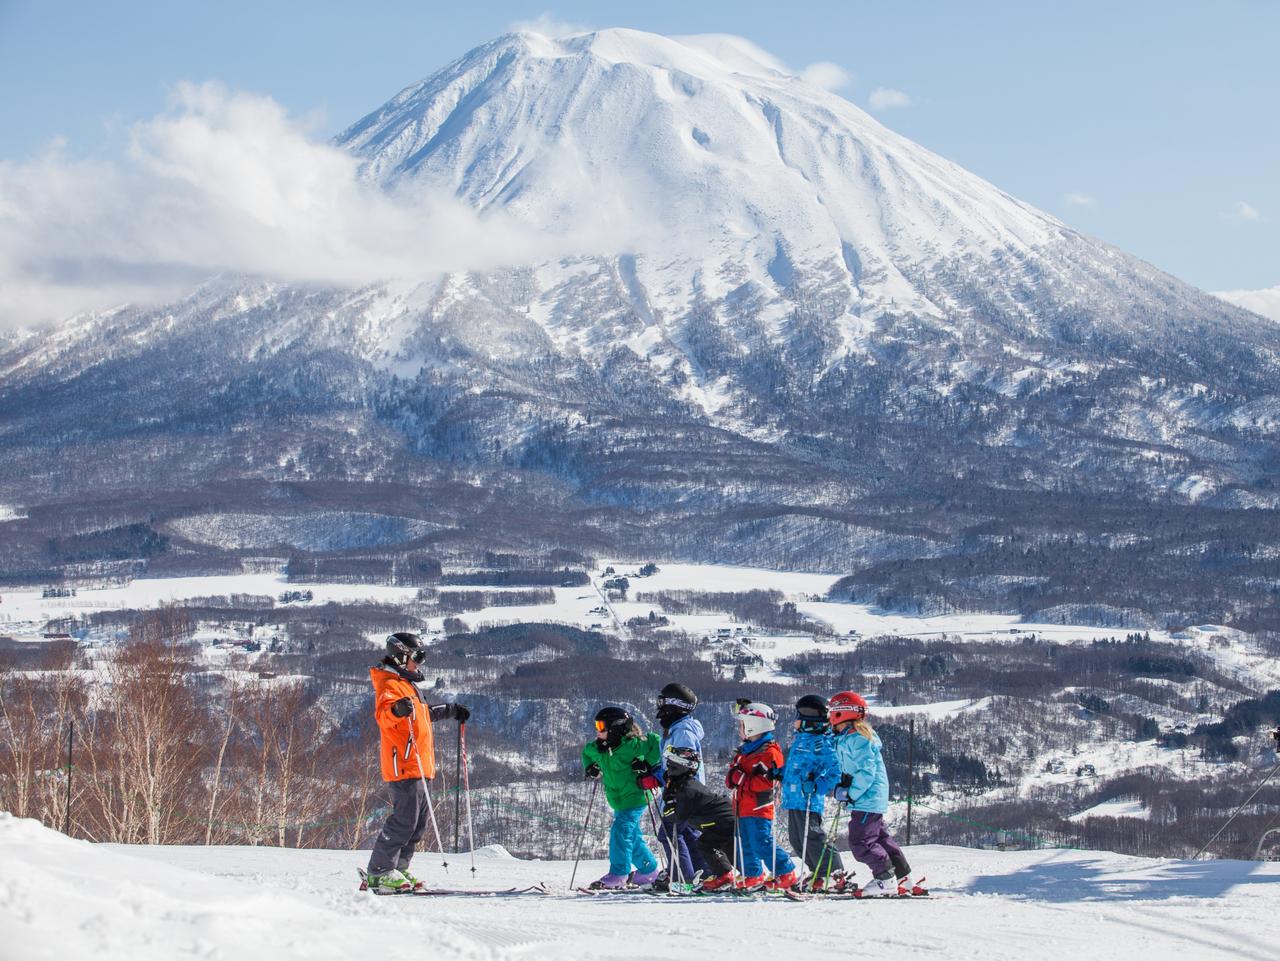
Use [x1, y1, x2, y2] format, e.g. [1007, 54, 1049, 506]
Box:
[370, 665, 449, 782]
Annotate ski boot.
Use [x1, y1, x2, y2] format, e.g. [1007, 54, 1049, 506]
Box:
[767, 869, 799, 891]
[366, 869, 414, 895]
[629, 868, 661, 889]
[739, 874, 769, 892]
[854, 870, 897, 898]
[906, 875, 929, 896]
[587, 873, 630, 890]
[698, 871, 736, 892]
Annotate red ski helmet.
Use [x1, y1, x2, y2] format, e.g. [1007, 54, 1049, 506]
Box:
[828, 691, 868, 727]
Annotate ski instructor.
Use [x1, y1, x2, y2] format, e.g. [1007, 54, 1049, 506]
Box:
[365, 631, 470, 894]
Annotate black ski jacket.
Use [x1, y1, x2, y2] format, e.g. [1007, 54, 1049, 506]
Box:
[662, 775, 734, 836]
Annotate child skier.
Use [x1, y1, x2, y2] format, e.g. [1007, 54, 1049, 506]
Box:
[659, 745, 738, 890]
[828, 690, 924, 897]
[581, 706, 663, 889]
[781, 694, 844, 890]
[724, 702, 798, 890]
[366, 632, 469, 894]
[651, 682, 707, 885]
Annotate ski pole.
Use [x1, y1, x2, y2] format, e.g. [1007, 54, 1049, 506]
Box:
[454, 722, 463, 854]
[820, 801, 844, 889]
[798, 783, 813, 889]
[460, 722, 477, 876]
[407, 710, 448, 873]
[644, 790, 675, 889]
[420, 771, 449, 873]
[1193, 760, 1280, 859]
[731, 784, 744, 889]
[569, 779, 600, 890]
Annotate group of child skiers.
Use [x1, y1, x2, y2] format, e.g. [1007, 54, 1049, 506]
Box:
[362, 631, 924, 897]
[583, 682, 924, 896]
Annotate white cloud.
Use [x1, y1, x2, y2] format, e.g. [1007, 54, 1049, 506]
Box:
[1236, 200, 1261, 221]
[507, 12, 592, 37]
[868, 87, 912, 111]
[0, 82, 621, 330]
[1064, 192, 1097, 207]
[800, 61, 853, 91]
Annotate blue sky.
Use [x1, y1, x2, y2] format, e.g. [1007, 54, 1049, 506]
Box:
[0, 0, 1275, 296]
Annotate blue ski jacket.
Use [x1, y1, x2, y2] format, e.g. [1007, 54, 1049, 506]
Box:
[833, 727, 889, 814]
[781, 729, 841, 812]
[660, 715, 705, 783]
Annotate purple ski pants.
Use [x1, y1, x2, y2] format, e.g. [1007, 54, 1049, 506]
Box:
[847, 811, 906, 877]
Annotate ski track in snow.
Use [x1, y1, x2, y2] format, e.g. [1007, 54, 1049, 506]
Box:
[3, 814, 1278, 961]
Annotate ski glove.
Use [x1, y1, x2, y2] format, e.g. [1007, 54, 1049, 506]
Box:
[637, 774, 662, 791]
[751, 762, 782, 781]
[390, 696, 415, 718]
[585, 762, 602, 780]
[838, 773, 853, 788]
[834, 786, 851, 802]
[451, 703, 471, 723]
[632, 758, 654, 775]
[726, 767, 746, 789]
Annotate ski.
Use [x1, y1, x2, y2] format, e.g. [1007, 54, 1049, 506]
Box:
[359, 869, 552, 897]
[412, 884, 553, 898]
[574, 885, 655, 896]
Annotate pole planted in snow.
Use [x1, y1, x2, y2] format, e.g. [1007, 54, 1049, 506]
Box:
[906, 716, 916, 846]
[63, 720, 74, 837]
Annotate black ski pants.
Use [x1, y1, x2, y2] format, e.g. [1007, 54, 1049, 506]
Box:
[367, 777, 430, 875]
[696, 826, 736, 878]
[786, 807, 842, 876]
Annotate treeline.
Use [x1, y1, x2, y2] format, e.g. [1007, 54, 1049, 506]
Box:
[914, 768, 1280, 860]
[0, 610, 398, 849]
[634, 589, 824, 633]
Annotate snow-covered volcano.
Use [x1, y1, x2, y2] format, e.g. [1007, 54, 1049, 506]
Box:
[338, 29, 1055, 320]
[3, 28, 1280, 618]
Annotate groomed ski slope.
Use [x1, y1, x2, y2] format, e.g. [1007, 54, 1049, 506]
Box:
[3, 814, 1277, 961]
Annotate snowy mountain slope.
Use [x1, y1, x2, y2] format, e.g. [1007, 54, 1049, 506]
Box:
[5, 814, 1278, 961]
[3, 28, 1280, 624]
[1217, 285, 1280, 322]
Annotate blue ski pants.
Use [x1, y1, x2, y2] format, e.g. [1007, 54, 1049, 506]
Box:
[737, 815, 795, 878]
[609, 806, 658, 877]
[659, 819, 708, 881]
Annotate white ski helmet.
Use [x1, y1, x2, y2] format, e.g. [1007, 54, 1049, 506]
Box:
[736, 702, 776, 740]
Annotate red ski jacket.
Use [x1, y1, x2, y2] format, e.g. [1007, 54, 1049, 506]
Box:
[725, 736, 784, 819]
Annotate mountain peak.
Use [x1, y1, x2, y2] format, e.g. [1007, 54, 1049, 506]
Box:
[334, 25, 1063, 319]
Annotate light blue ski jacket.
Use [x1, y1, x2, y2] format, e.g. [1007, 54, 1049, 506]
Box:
[832, 728, 889, 814]
[660, 715, 705, 783]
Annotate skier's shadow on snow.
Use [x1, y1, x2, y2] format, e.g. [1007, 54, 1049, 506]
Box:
[964, 851, 1280, 902]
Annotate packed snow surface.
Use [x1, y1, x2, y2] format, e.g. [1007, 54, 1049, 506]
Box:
[3, 814, 1277, 961]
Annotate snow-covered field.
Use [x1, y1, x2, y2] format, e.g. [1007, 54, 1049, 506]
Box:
[3, 813, 1277, 961]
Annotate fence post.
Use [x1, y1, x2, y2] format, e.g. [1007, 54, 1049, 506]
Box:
[905, 716, 915, 846]
[63, 720, 74, 837]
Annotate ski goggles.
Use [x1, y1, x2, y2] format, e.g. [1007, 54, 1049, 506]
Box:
[656, 696, 694, 711]
[595, 719, 608, 733]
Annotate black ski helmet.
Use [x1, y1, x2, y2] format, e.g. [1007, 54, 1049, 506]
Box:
[795, 693, 829, 732]
[656, 682, 697, 728]
[594, 706, 633, 747]
[663, 744, 701, 779]
[385, 631, 426, 668]
[659, 682, 698, 710]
